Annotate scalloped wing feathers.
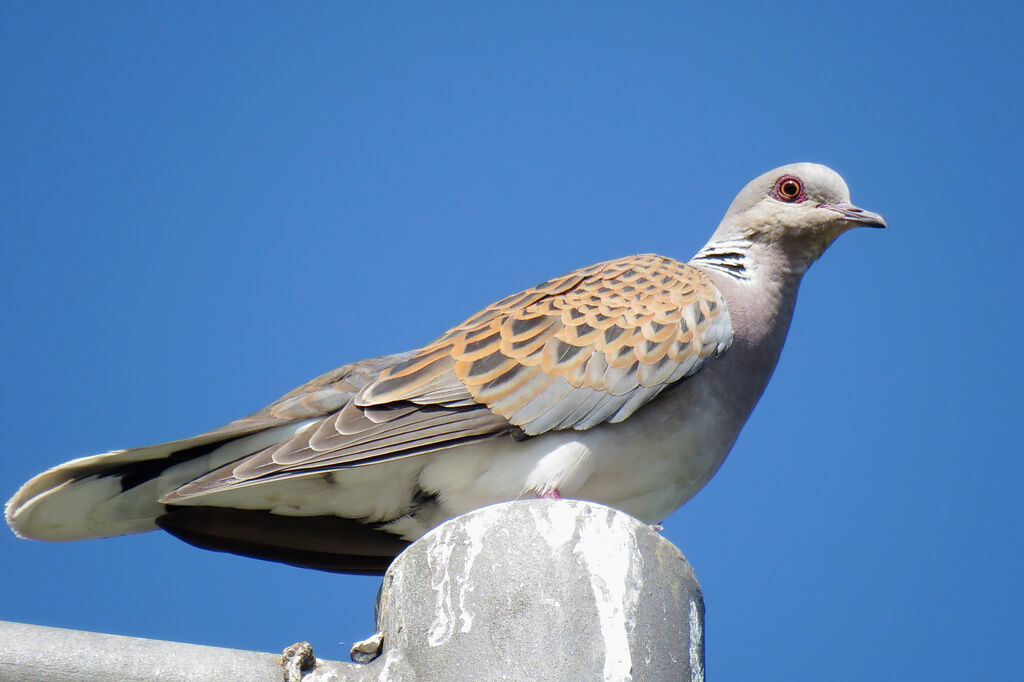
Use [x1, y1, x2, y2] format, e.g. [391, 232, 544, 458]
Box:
[359, 254, 733, 435]
[162, 254, 733, 501]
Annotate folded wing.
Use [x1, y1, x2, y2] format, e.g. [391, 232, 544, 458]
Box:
[167, 254, 733, 501]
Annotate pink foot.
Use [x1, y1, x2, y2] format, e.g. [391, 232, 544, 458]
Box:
[537, 488, 562, 499]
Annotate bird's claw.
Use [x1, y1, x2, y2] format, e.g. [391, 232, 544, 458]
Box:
[281, 641, 316, 681]
[350, 630, 384, 664]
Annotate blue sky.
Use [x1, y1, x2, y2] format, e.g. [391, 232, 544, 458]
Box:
[1, 2, 1021, 679]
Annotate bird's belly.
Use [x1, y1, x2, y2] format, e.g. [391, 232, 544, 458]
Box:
[195, 382, 745, 541]
[419, 384, 741, 529]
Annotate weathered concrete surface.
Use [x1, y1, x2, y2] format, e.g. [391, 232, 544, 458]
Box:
[0, 500, 703, 681]
[360, 499, 704, 681]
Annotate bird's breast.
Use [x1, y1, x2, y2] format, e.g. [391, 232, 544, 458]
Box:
[415, 370, 749, 530]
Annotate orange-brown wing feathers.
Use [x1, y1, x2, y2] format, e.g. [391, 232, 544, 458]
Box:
[359, 254, 733, 435]
[161, 254, 733, 501]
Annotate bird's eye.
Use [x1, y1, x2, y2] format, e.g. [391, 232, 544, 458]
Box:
[772, 176, 805, 202]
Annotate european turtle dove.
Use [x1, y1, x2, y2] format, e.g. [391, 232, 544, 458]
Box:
[6, 163, 885, 574]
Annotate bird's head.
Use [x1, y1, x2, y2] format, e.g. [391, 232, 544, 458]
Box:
[711, 163, 886, 272]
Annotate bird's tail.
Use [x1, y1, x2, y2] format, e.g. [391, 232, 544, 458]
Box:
[5, 422, 306, 542]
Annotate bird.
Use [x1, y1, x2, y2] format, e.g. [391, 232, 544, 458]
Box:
[6, 163, 885, 575]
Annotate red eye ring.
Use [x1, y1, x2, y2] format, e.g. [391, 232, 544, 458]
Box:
[772, 175, 805, 202]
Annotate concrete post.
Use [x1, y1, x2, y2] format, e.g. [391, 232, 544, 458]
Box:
[1, 500, 704, 681]
[359, 499, 704, 681]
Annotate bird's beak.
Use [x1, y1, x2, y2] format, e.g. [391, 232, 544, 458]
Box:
[819, 202, 887, 229]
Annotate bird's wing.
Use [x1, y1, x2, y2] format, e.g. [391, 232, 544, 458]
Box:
[164, 254, 733, 501]
[362, 254, 733, 434]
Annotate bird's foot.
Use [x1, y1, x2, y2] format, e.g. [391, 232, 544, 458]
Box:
[536, 487, 562, 500]
[281, 641, 316, 681]
[350, 630, 384, 664]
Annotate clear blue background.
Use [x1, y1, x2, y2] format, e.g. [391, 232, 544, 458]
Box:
[2, 3, 1020, 680]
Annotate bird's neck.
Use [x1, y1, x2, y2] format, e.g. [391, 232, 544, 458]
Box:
[691, 238, 809, 374]
[692, 226, 834, 283]
[690, 238, 756, 281]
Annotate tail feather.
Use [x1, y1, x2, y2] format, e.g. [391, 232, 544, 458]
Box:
[6, 421, 315, 542]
